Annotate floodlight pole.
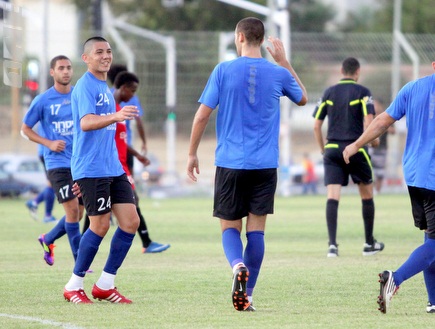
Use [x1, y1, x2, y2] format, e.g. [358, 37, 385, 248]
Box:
[106, 12, 178, 180]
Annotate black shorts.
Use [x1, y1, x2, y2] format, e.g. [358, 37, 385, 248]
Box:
[408, 186, 435, 239]
[323, 142, 373, 186]
[127, 152, 134, 172]
[213, 167, 277, 220]
[76, 174, 135, 216]
[46, 167, 77, 204]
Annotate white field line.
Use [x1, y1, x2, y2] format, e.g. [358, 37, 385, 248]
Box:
[0, 313, 86, 329]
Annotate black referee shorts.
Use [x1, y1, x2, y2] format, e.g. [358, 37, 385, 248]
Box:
[213, 167, 277, 220]
[323, 142, 373, 186]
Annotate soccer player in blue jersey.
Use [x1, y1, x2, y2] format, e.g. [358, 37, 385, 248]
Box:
[313, 57, 384, 258]
[343, 60, 435, 314]
[187, 17, 307, 311]
[63, 37, 139, 304]
[21, 55, 83, 266]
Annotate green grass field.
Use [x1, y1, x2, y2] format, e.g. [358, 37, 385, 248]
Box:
[0, 193, 433, 328]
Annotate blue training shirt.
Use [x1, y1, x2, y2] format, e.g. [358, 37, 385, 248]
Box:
[386, 73, 435, 190]
[199, 57, 303, 170]
[71, 71, 124, 180]
[22, 86, 74, 170]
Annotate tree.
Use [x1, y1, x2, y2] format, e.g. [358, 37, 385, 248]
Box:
[69, 0, 336, 32]
[340, 0, 435, 33]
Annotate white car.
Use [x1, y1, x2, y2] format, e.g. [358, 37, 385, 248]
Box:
[0, 153, 47, 193]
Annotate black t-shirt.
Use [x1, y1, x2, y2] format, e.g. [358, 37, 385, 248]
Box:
[313, 78, 375, 143]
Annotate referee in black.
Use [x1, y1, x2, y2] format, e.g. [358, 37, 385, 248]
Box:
[313, 57, 384, 258]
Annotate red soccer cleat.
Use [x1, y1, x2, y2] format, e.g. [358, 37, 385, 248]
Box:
[91, 284, 132, 304]
[63, 288, 93, 304]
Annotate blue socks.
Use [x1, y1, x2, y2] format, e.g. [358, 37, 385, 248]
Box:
[44, 216, 66, 244]
[103, 227, 135, 275]
[65, 221, 81, 261]
[244, 231, 265, 297]
[43, 187, 55, 216]
[222, 228, 244, 268]
[74, 229, 103, 277]
[222, 228, 265, 297]
[394, 237, 435, 287]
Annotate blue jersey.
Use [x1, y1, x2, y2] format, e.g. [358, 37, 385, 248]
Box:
[386, 73, 435, 190]
[199, 57, 303, 169]
[71, 71, 124, 180]
[22, 86, 74, 170]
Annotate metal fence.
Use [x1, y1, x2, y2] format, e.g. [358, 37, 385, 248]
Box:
[1, 30, 434, 188]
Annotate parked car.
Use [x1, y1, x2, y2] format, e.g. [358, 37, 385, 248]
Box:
[0, 166, 40, 197]
[0, 153, 47, 193]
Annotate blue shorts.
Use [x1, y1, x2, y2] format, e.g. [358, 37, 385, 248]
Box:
[76, 174, 135, 216]
[213, 167, 277, 220]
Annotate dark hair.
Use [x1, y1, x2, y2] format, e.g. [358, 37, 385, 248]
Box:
[50, 55, 70, 69]
[83, 36, 108, 53]
[113, 71, 139, 89]
[107, 63, 128, 84]
[342, 57, 360, 75]
[236, 17, 264, 46]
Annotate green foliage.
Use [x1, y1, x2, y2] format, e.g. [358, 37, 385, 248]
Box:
[0, 194, 434, 328]
[351, 0, 435, 33]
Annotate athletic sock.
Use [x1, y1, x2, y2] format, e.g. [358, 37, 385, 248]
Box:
[44, 187, 55, 216]
[73, 229, 103, 277]
[65, 221, 81, 261]
[244, 231, 265, 298]
[103, 227, 135, 275]
[96, 271, 116, 290]
[222, 228, 244, 268]
[65, 273, 85, 291]
[394, 238, 435, 286]
[422, 233, 435, 305]
[362, 198, 375, 245]
[136, 206, 152, 248]
[44, 216, 66, 245]
[326, 199, 339, 245]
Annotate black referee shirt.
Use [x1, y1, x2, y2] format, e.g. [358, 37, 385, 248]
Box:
[313, 78, 375, 142]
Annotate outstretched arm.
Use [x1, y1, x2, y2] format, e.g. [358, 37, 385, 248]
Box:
[343, 112, 396, 163]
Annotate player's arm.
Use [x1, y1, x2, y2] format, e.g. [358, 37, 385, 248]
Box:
[313, 119, 325, 155]
[364, 113, 380, 147]
[343, 112, 396, 163]
[187, 103, 213, 182]
[134, 116, 147, 153]
[21, 123, 66, 152]
[266, 36, 307, 106]
[80, 105, 139, 131]
[127, 145, 150, 166]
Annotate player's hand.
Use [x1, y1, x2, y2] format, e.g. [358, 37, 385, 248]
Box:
[49, 140, 66, 152]
[370, 137, 380, 148]
[266, 36, 287, 66]
[136, 154, 150, 167]
[72, 182, 82, 198]
[342, 144, 359, 164]
[187, 155, 200, 182]
[116, 105, 139, 122]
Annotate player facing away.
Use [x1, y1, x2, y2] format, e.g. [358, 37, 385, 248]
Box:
[343, 60, 435, 314]
[187, 17, 307, 311]
[313, 57, 384, 258]
[63, 37, 139, 304]
[21, 55, 84, 266]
